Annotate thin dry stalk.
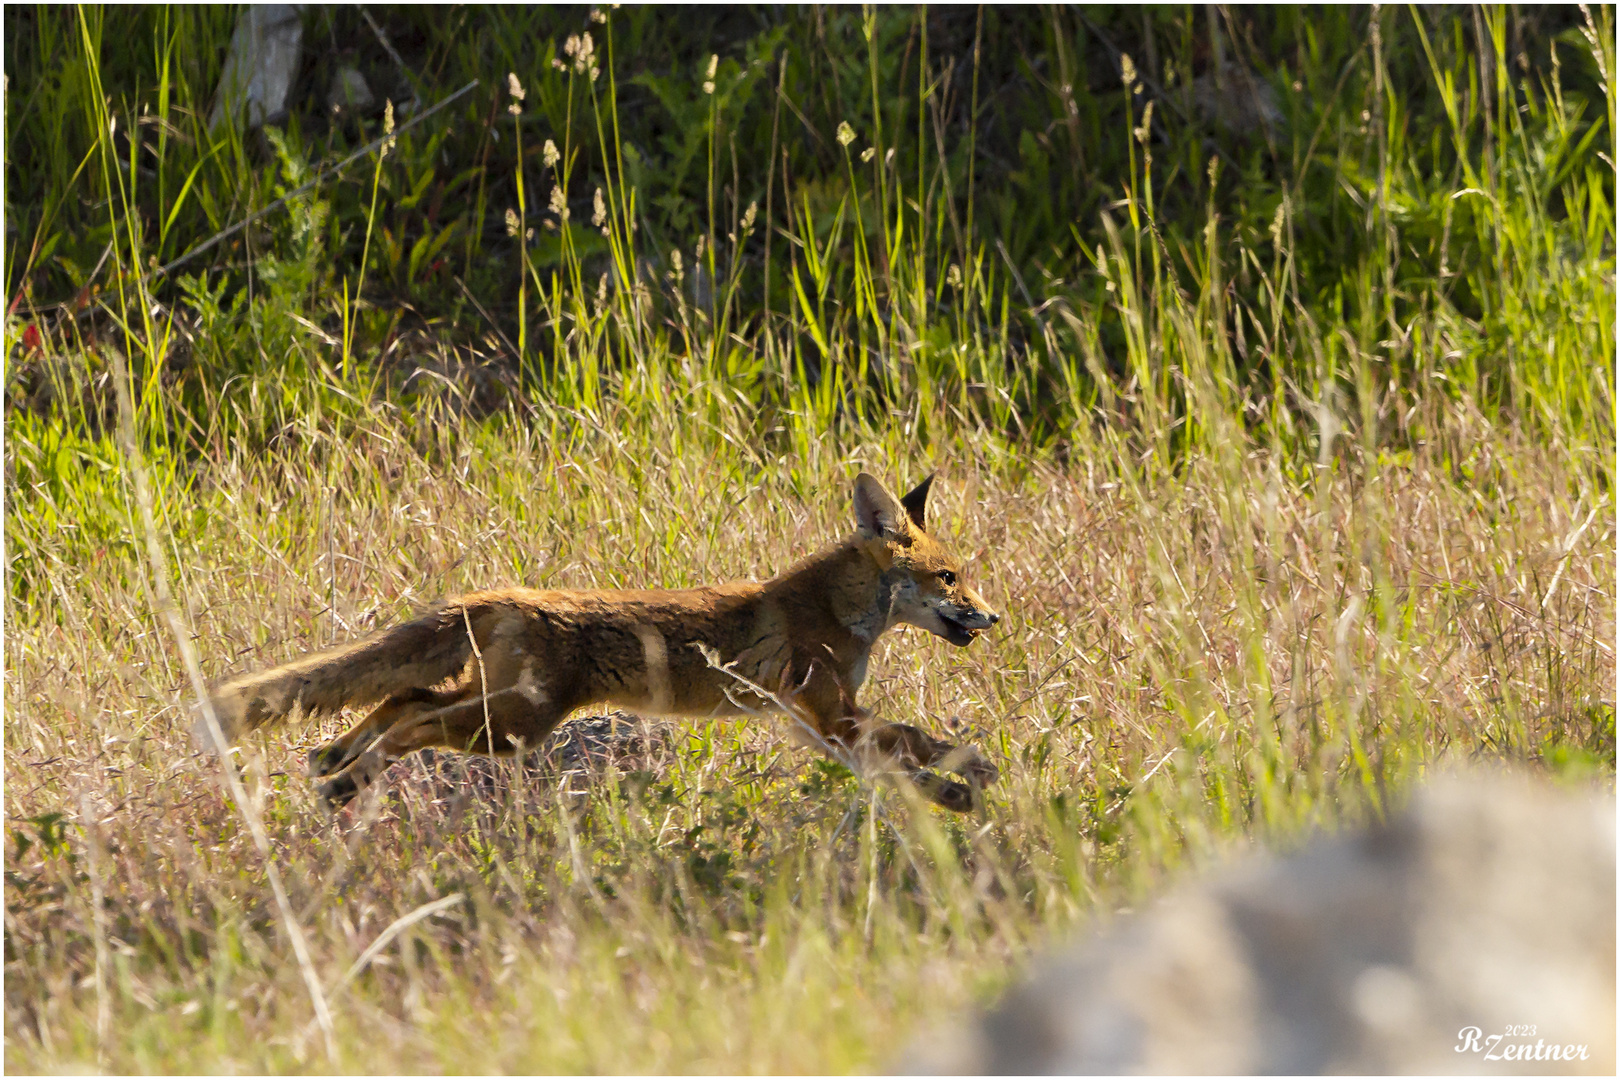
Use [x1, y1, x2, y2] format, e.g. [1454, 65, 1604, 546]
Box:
[106, 345, 339, 1062]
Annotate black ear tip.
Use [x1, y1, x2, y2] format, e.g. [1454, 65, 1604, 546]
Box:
[905, 473, 934, 496]
[899, 473, 935, 528]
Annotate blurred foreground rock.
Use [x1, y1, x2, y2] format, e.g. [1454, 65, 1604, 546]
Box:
[911, 773, 1615, 1074]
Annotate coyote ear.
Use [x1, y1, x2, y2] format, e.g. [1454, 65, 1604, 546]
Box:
[853, 472, 909, 541]
[899, 474, 934, 529]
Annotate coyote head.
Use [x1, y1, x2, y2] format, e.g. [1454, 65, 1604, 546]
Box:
[853, 472, 1001, 647]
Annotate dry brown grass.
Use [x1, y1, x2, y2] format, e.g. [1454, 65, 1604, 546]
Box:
[5, 379, 1611, 1072]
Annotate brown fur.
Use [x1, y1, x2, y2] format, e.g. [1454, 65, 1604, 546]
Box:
[207, 473, 1001, 811]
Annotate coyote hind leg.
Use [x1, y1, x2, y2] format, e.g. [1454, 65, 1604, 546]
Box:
[307, 686, 461, 778]
[315, 682, 569, 808]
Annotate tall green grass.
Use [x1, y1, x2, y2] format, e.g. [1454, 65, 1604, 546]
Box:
[4, 5, 1614, 1072]
[6, 7, 1613, 450]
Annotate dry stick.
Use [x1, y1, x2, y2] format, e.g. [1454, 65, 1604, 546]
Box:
[108, 347, 339, 1062]
[77, 792, 112, 1067]
[460, 604, 499, 810]
[359, 6, 421, 108]
[151, 79, 479, 285]
[331, 893, 464, 995]
[1540, 502, 1601, 610]
[453, 273, 520, 359]
[763, 55, 784, 320]
[863, 783, 881, 943]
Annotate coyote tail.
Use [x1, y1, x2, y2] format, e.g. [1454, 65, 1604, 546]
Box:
[206, 603, 479, 741]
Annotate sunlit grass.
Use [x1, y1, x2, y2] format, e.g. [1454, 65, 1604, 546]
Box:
[6, 360, 1612, 1070]
[4, 5, 1614, 1073]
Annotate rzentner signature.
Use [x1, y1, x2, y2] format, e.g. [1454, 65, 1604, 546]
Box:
[1456, 1026, 1590, 1063]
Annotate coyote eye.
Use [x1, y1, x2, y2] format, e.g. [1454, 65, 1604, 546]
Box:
[937, 570, 956, 587]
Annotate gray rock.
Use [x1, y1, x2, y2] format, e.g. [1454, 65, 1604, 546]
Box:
[328, 66, 375, 116]
[910, 772, 1615, 1074]
[208, 5, 304, 133]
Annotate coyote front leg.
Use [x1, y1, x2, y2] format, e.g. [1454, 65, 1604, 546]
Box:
[789, 665, 997, 812]
[863, 722, 999, 786]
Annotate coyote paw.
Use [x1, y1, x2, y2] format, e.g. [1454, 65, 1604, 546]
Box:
[315, 771, 362, 809]
[308, 730, 383, 778]
[911, 770, 979, 813]
[307, 743, 349, 778]
[940, 745, 999, 789]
